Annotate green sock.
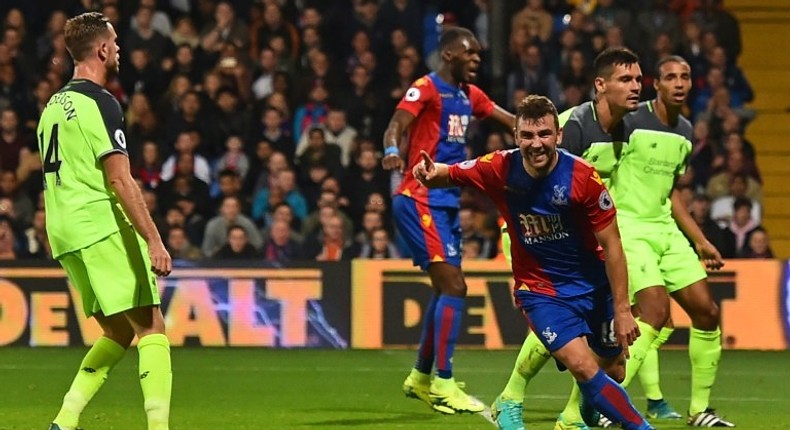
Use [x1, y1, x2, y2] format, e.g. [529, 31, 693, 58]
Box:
[621, 319, 660, 387]
[559, 380, 584, 423]
[639, 326, 674, 400]
[689, 327, 722, 415]
[138, 333, 173, 430]
[53, 336, 126, 428]
[499, 331, 551, 401]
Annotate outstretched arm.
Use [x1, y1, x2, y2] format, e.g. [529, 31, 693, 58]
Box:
[670, 188, 724, 270]
[413, 150, 453, 188]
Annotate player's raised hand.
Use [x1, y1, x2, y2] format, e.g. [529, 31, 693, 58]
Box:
[613, 312, 640, 359]
[696, 240, 725, 270]
[381, 149, 404, 172]
[148, 241, 173, 277]
[413, 150, 436, 184]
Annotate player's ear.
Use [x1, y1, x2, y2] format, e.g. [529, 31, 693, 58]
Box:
[97, 41, 108, 62]
[441, 46, 454, 63]
[593, 76, 605, 94]
[556, 126, 563, 146]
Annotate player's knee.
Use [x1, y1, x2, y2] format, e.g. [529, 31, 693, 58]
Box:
[604, 359, 626, 383]
[640, 305, 669, 329]
[565, 357, 599, 381]
[693, 301, 720, 331]
[103, 326, 134, 348]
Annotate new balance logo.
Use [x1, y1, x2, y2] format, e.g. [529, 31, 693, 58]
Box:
[140, 371, 150, 380]
[82, 367, 96, 373]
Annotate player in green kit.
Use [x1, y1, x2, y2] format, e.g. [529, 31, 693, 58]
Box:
[41, 12, 173, 430]
[613, 56, 733, 427]
[492, 48, 643, 430]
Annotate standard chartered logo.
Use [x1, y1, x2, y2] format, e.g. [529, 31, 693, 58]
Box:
[643, 157, 675, 177]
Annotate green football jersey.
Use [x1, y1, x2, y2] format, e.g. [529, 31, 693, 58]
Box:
[558, 102, 628, 188]
[611, 100, 693, 224]
[37, 79, 130, 258]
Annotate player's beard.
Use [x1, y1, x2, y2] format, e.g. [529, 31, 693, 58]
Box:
[105, 57, 120, 79]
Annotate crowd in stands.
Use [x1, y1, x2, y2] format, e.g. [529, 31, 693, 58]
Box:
[0, 0, 773, 263]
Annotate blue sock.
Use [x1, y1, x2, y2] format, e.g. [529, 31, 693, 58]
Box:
[414, 295, 439, 374]
[578, 369, 651, 430]
[434, 295, 464, 379]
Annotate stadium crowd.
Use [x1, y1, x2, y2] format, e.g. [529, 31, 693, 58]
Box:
[0, 0, 773, 263]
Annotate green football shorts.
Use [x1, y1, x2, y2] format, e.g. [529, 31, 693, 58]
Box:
[59, 225, 160, 317]
[619, 222, 707, 302]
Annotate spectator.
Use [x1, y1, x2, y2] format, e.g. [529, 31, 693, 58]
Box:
[202, 196, 262, 256]
[0, 213, 16, 260]
[690, 192, 736, 258]
[507, 44, 561, 105]
[131, 0, 173, 37]
[214, 135, 250, 180]
[134, 141, 163, 190]
[0, 108, 29, 173]
[740, 227, 773, 259]
[23, 208, 50, 259]
[511, 0, 554, 44]
[358, 227, 401, 259]
[126, 5, 173, 67]
[710, 173, 762, 225]
[252, 168, 308, 225]
[727, 197, 761, 255]
[251, 47, 278, 100]
[166, 225, 203, 261]
[692, 0, 742, 59]
[212, 225, 260, 259]
[200, 1, 249, 55]
[301, 191, 354, 241]
[261, 219, 301, 264]
[302, 214, 358, 261]
[459, 207, 492, 259]
[251, 2, 299, 65]
[263, 202, 304, 243]
[170, 16, 200, 49]
[706, 150, 762, 203]
[296, 108, 357, 167]
[157, 155, 212, 218]
[0, 169, 32, 227]
[296, 127, 343, 181]
[342, 147, 388, 221]
[212, 169, 248, 214]
[160, 132, 212, 184]
[293, 83, 331, 143]
[354, 210, 384, 245]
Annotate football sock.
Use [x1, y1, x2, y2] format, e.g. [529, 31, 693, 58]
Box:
[639, 326, 674, 400]
[414, 295, 439, 374]
[434, 295, 464, 379]
[621, 319, 660, 387]
[53, 336, 126, 429]
[579, 369, 649, 430]
[138, 333, 172, 430]
[500, 331, 551, 401]
[560, 380, 585, 423]
[688, 326, 722, 415]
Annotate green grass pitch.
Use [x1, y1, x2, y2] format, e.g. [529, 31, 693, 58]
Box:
[1, 348, 787, 429]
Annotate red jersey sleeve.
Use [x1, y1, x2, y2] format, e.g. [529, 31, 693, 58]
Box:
[577, 167, 617, 232]
[396, 76, 436, 118]
[447, 150, 508, 191]
[467, 84, 495, 119]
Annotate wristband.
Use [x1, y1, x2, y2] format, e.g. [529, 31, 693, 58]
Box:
[384, 146, 399, 156]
